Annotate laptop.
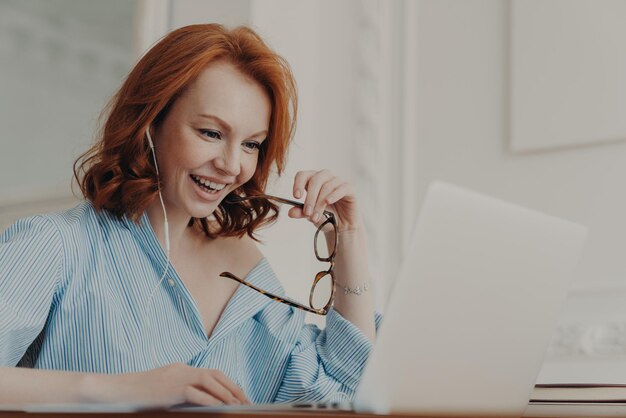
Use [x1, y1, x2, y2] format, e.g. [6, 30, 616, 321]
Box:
[170, 180, 587, 416]
[352, 181, 587, 415]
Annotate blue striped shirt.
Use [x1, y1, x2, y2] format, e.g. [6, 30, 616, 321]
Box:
[0, 201, 378, 403]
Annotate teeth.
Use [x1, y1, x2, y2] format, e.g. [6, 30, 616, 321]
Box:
[192, 175, 226, 191]
[209, 181, 225, 191]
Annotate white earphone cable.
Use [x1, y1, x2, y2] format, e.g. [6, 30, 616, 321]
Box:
[142, 128, 172, 366]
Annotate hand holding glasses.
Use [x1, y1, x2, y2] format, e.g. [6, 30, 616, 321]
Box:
[220, 194, 338, 315]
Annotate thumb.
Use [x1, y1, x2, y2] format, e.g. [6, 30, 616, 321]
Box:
[287, 206, 304, 218]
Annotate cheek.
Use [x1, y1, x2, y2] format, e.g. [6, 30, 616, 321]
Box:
[164, 146, 202, 174]
[240, 155, 260, 182]
[161, 153, 189, 179]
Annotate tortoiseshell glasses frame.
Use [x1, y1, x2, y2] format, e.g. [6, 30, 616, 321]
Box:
[220, 194, 338, 315]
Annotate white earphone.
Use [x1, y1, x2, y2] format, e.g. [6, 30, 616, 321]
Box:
[143, 127, 173, 366]
[146, 128, 170, 256]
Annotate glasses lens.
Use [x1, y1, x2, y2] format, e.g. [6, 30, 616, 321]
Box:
[314, 220, 336, 260]
[311, 271, 333, 311]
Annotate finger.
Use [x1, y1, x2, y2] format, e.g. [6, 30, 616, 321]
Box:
[210, 371, 250, 405]
[326, 182, 354, 205]
[303, 170, 334, 221]
[313, 178, 345, 218]
[183, 386, 222, 406]
[287, 206, 305, 219]
[293, 170, 316, 199]
[198, 375, 241, 405]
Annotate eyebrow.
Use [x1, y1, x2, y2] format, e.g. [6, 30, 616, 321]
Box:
[198, 114, 268, 139]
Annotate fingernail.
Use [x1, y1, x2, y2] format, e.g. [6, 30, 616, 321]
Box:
[294, 189, 301, 199]
[313, 212, 320, 223]
[305, 205, 313, 216]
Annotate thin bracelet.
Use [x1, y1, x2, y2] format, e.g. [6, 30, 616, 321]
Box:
[336, 281, 370, 295]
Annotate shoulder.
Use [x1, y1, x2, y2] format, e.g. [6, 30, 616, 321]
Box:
[44, 200, 105, 232]
[43, 200, 133, 243]
[206, 229, 262, 262]
[209, 233, 265, 277]
[45, 201, 141, 286]
[39, 201, 132, 269]
[1, 213, 63, 253]
[1, 199, 100, 258]
[0, 200, 98, 244]
[228, 233, 264, 261]
[0, 209, 73, 294]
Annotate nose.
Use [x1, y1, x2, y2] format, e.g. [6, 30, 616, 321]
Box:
[214, 143, 241, 177]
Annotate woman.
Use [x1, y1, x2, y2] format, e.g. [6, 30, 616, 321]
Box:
[0, 24, 377, 407]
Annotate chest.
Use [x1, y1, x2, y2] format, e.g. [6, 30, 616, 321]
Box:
[173, 259, 241, 338]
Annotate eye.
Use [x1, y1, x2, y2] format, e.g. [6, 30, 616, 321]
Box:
[199, 129, 222, 140]
[243, 141, 261, 152]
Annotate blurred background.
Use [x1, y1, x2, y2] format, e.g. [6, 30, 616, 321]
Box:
[2, 0, 626, 382]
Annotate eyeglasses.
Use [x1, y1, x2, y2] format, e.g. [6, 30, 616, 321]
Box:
[220, 194, 338, 315]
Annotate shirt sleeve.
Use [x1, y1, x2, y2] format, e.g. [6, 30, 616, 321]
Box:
[0, 215, 64, 366]
[273, 308, 384, 404]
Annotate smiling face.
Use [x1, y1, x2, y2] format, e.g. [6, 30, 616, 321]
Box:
[151, 60, 271, 222]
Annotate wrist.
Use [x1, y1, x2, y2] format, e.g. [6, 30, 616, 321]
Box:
[79, 373, 107, 403]
[335, 226, 367, 251]
[79, 372, 131, 404]
[325, 221, 366, 242]
[335, 278, 371, 295]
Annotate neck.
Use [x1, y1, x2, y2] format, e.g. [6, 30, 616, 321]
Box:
[146, 199, 194, 257]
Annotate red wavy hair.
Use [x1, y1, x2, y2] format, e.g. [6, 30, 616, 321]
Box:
[74, 24, 298, 239]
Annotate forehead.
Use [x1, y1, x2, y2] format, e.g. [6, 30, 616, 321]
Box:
[176, 61, 271, 132]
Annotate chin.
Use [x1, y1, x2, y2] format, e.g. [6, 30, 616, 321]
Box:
[186, 203, 220, 220]
[183, 186, 237, 219]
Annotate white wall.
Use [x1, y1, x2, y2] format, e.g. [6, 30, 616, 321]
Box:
[414, 0, 626, 289]
[0, 0, 136, 228]
[170, 0, 251, 28]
